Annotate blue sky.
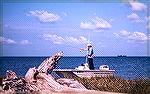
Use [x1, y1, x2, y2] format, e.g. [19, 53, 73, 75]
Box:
[1, 0, 150, 56]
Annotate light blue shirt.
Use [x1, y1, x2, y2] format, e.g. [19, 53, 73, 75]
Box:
[87, 47, 94, 58]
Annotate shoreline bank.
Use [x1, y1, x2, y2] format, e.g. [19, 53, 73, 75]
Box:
[0, 76, 150, 94]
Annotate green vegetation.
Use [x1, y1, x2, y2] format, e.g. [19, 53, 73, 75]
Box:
[1, 76, 150, 94]
[76, 77, 150, 94]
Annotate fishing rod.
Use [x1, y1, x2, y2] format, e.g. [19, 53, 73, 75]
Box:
[64, 43, 88, 55]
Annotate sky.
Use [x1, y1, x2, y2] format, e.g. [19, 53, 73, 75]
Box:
[1, 0, 150, 56]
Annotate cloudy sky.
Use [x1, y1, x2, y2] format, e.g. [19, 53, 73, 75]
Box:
[1, 0, 150, 56]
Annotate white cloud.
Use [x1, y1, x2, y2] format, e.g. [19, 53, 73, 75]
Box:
[129, 1, 147, 11]
[66, 36, 80, 44]
[42, 34, 88, 45]
[93, 17, 112, 29]
[127, 13, 143, 23]
[0, 37, 16, 44]
[114, 30, 149, 43]
[127, 13, 139, 20]
[0, 37, 33, 45]
[128, 32, 148, 41]
[42, 34, 64, 44]
[80, 17, 111, 30]
[66, 36, 89, 44]
[80, 22, 95, 30]
[28, 10, 60, 23]
[20, 40, 32, 45]
[114, 30, 131, 38]
[79, 36, 89, 44]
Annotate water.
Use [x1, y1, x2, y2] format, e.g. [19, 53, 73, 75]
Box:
[0, 56, 150, 80]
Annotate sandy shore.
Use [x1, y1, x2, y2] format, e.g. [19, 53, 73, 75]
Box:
[0, 90, 126, 94]
[47, 90, 127, 94]
[0, 86, 126, 94]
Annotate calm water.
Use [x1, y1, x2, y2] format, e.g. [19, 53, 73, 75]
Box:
[0, 57, 150, 80]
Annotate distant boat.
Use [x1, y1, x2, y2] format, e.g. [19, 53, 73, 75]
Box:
[117, 55, 127, 57]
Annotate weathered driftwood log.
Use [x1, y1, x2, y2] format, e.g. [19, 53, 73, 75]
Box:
[2, 70, 28, 93]
[38, 51, 64, 73]
[2, 51, 65, 93]
[25, 51, 64, 83]
[25, 51, 87, 92]
[5, 70, 18, 80]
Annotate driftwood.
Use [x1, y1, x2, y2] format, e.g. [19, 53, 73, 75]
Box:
[38, 51, 64, 73]
[2, 51, 87, 93]
[2, 70, 28, 93]
[25, 51, 87, 92]
[25, 51, 64, 83]
[2, 51, 125, 94]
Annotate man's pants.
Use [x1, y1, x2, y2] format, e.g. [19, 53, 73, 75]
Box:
[87, 58, 94, 70]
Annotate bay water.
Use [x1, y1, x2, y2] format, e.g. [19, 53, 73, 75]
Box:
[0, 56, 149, 80]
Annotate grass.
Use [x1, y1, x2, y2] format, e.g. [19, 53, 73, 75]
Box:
[75, 76, 150, 94]
[1, 76, 150, 94]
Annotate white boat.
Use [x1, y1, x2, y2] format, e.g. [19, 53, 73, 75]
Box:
[53, 64, 115, 78]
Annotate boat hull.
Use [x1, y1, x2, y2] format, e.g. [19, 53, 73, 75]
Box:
[53, 69, 115, 78]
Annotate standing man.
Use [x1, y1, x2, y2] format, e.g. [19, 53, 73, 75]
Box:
[80, 43, 94, 70]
